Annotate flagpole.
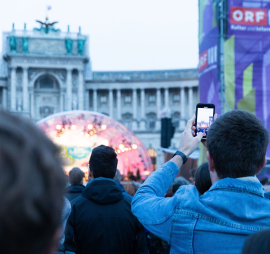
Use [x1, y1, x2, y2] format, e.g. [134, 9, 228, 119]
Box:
[46, 3, 48, 21]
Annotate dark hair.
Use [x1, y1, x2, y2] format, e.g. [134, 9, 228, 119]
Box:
[89, 145, 118, 179]
[207, 110, 269, 179]
[172, 177, 190, 194]
[242, 230, 270, 254]
[195, 162, 212, 194]
[0, 111, 66, 254]
[69, 167, 85, 185]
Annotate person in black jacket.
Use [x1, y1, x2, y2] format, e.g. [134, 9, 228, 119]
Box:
[64, 145, 148, 254]
[65, 167, 85, 201]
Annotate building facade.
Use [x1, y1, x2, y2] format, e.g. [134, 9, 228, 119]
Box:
[0, 24, 199, 167]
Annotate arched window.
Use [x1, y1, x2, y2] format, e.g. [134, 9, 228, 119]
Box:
[148, 148, 157, 170]
[122, 113, 133, 129]
[35, 75, 59, 90]
[147, 112, 156, 130]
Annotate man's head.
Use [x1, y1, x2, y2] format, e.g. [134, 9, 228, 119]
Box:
[207, 110, 269, 179]
[89, 145, 118, 179]
[0, 111, 66, 254]
[69, 167, 85, 185]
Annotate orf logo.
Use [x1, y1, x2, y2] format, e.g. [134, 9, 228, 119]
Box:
[199, 46, 217, 72]
[231, 7, 268, 26]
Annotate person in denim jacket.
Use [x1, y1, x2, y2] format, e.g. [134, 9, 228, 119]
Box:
[132, 110, 270, 254]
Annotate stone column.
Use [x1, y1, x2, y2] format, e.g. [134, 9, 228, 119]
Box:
[22, 67, 29, 112]
[133, 89, 137, 119]
[117, 89, 121, 120]
[140, 88, 146, 130]
[164, 87, 169, 109]
[141, 88, 145, 119]
[78, 69, 84, 110]
[2, 87, 7, 109]
[188, 87, 194, 117]
[132, 88, 137, 131]
[156, 88, 161, 113]
[93, 89, 97, 112]
[85, 89, 90, 110]
[10, 67, 16, 111]
[180, 87, 185, 129]
[30, 91, 34, 119]
[109, 89, 113, 117]
[60, 89, 64, 112]
[66, 68, 72, 111]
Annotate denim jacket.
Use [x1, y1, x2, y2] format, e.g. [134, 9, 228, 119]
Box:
[132, 162, 270, 254]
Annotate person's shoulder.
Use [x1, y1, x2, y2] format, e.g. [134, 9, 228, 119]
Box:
[70, 195, 86, 207]
[174, 184, 200, 201]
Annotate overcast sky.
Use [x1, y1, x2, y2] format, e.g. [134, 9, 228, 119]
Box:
[0, 0, 199, 71]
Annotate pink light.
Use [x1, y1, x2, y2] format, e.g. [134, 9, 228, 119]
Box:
[132, 144, 138, 149]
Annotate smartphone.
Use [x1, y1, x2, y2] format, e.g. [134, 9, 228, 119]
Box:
[195, 103, 215, 140]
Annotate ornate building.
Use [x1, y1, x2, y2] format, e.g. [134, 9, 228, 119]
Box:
[0, 23, 199, 167]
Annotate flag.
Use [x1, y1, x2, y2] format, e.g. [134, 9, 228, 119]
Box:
[47, 5, 51, 10]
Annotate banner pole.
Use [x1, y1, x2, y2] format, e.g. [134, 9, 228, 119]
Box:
[218, 0, 226, 114]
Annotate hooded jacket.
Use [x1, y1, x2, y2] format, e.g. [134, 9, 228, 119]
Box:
[65, 184, 85, 202]
[64, 177, 148, 254]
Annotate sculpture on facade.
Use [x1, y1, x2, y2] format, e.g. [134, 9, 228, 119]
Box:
[22, 37, 28, 53]
[65, 39, 73, 54]
[77, 39, 85, 55]
[9, 36, 17, 52]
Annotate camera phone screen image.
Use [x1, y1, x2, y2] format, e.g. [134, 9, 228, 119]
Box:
[197, 108, 214, 137]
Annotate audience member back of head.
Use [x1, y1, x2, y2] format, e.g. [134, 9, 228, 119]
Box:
[65, 167, 85, 202]
[242, 230, 270, 254]
[195, 162, 212, 194]
[65, 145, 148, 254]
[207, 110, 269, 179]
[0, 111, 66, 254]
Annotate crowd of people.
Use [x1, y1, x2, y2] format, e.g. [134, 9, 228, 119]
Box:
[1, 109, 270, 254]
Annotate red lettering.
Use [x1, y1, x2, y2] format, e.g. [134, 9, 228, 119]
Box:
[231, 7, 267, 26]
[199, 51, 208, 72]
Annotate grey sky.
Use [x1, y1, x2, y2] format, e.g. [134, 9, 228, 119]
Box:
[0, 0, 199, 71]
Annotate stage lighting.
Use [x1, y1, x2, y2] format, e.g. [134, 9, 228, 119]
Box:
[88, 124, 93, 129]
[132, 144, 138, 149]
[101, 124, 107, 130]
[56, 124, 62, 130]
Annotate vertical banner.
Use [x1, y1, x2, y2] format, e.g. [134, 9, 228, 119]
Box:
[226, 0, 270, 156]
[199, 0, 221, 114]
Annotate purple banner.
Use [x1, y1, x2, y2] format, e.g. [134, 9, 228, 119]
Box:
[227, 0, 270, 157]
[199, 0, 221, 114]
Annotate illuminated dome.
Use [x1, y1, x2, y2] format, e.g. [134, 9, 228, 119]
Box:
[37, 111, 153, 179]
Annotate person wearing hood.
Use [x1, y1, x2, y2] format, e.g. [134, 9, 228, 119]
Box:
[64, 145, 148, 254]
[65, 167, 85, 202]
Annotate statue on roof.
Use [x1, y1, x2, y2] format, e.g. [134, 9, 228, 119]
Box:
[34, 17, 60, 34]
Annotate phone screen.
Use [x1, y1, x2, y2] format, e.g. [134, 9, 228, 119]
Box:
[196, 107, 214, 138]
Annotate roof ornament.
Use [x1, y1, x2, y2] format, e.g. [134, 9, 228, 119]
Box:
[35, 18, 58, 34]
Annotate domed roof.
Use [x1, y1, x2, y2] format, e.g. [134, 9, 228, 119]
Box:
[37, 111, 153, 179]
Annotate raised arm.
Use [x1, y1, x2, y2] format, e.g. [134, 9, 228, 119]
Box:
[132, 115, 202, 242]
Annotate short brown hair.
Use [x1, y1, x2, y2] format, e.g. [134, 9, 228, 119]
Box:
[0, 111, 66, 254]
[69, 167, 85, 185]
[207, 110, 269, 178]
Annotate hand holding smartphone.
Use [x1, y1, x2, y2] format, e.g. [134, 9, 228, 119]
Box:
[195, 103, 215, 140]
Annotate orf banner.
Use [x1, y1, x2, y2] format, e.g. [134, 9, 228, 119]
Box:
[225, 0, 270, 156]
[199, 0, 221, 114]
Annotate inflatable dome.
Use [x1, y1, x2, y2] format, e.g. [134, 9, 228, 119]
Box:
[37, 111, 153, 180]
